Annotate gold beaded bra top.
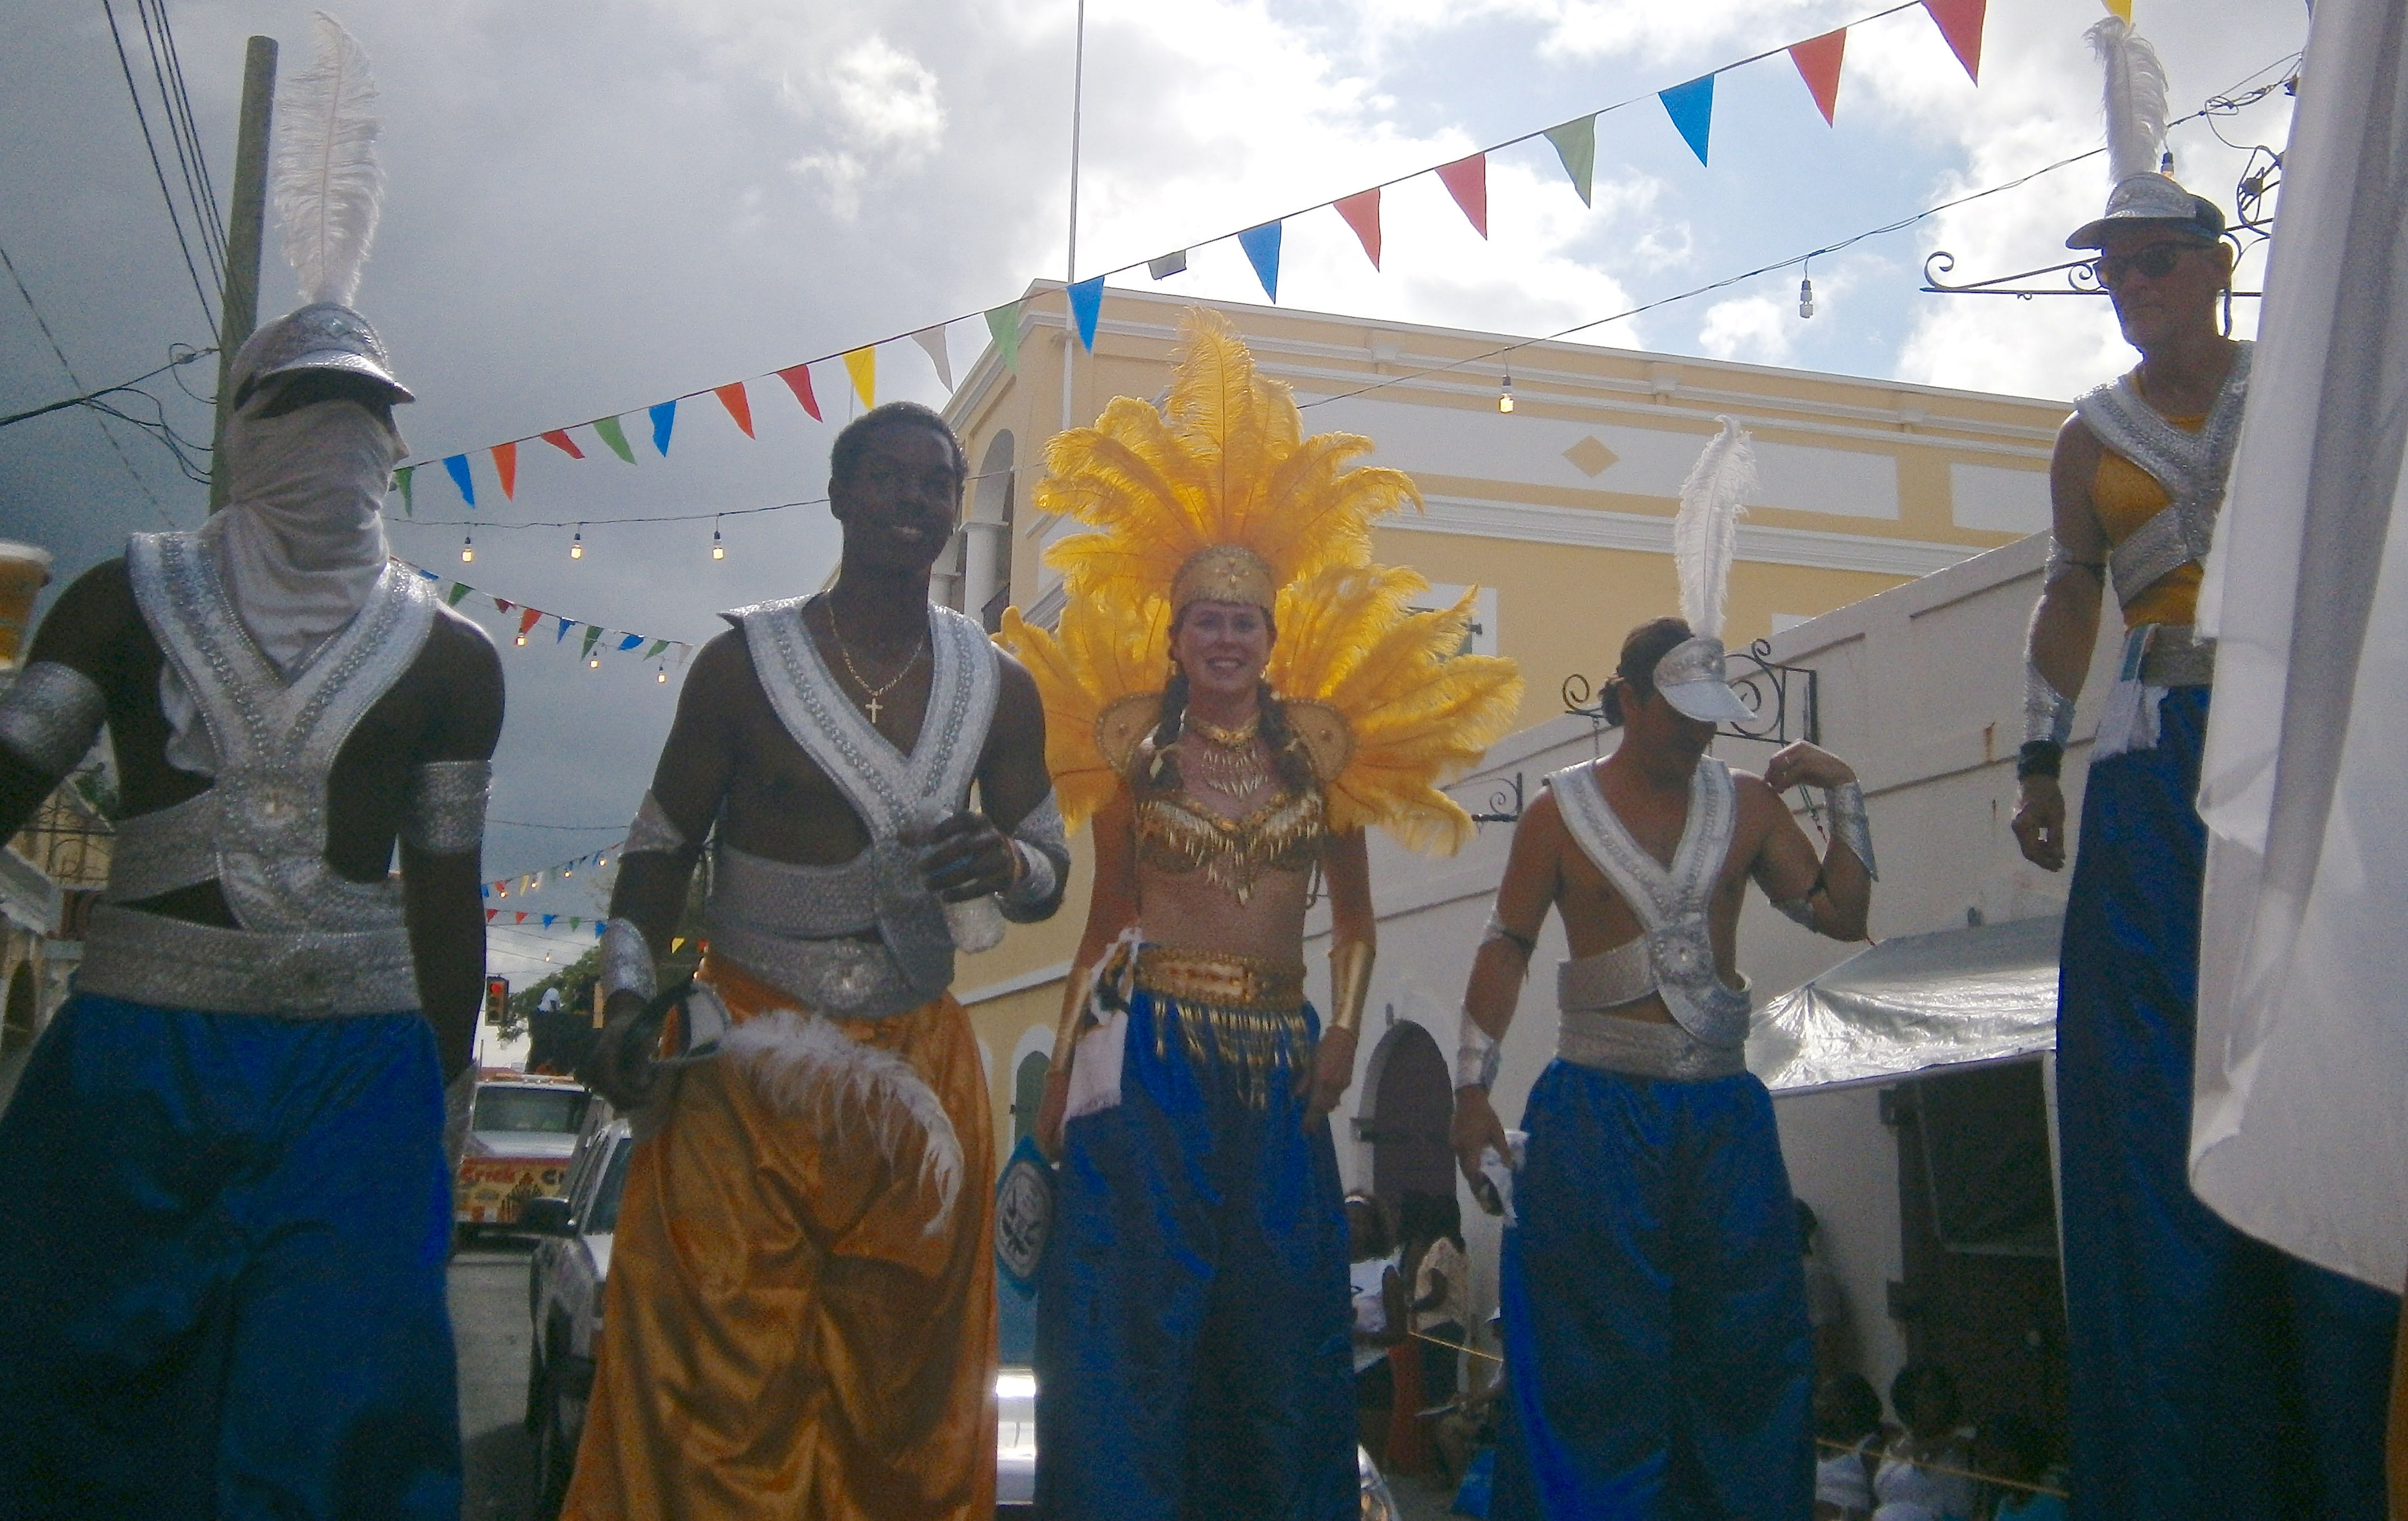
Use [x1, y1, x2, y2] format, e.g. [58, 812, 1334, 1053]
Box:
[1133, 777, 1328, 905]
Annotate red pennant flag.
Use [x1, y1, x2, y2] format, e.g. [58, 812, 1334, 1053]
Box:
[714, 381, 755, 438]
[540, 429, 585, 459]
[492, 597, 513, 614]
[776, 364, 822, 421]
[491, 441, 518, 499]
[514, 911, 528, 924]
[517, 607, 542, 637]
[486, 908, 498, 922]
[1436, 154, 1488, 239]
[1922, 0, 1983, 83]
[1334, 189, 1381, 270]
[1790, 29, 1846, 124]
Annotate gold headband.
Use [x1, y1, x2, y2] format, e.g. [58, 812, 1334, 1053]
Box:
[1171, 545, 1277, 614]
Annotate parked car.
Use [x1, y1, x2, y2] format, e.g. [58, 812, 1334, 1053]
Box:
[454, 1069, 590, 1241]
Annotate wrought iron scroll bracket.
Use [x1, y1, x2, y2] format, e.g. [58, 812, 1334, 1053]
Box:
[1562, 640, 1819, 748]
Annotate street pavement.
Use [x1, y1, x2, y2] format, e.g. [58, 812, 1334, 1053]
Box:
[451, 1240, 537, 1521]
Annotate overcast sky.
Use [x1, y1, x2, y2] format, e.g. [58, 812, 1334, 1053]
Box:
[1, 0, 2305, 978]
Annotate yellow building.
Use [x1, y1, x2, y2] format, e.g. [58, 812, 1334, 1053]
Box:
[937, 281, 2070, 1167]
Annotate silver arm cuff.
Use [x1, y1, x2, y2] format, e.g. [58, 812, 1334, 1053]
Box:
[399, 760, 491, 854]
[2042, 537, 2104, 586]
[1825, 781, 1877, 880]
[599, 917, 658, 1003]
[0, 661, 106, 777]
[1456, 1013, 1502, 1091]
[623, 789, 691, 857]
[2023, 662, 2074, 747]
[1001, 792, 1068, 919]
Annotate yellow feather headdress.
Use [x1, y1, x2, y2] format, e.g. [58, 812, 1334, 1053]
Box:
[998, 311, 1523, 853]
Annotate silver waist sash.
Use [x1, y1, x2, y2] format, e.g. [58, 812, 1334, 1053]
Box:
[2136, 623, 2217, 688]
[1557, 1007, 1746, 1082]
[704, 923, 935, 1022]
[79, 902, 418, 1016]
[1557, 939, 1654, 1012]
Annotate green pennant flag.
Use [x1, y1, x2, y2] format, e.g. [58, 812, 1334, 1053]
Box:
[446, 581, 474, 607]
[591, 415, 637, 464]
[1545, 115, 1597, 207]
[393, 465, 415, 515]
[580, 625, 603, 659]
[569, 918, 581, 931]
[984, 302, 1023, 372]
[644, 638, 669, 659]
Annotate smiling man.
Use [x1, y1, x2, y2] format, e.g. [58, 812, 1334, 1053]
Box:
[562, 401, 1066, 1521]
[2013, 156, 2398, 1517]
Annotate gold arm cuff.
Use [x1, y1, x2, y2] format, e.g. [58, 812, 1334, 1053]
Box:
[1050, 967, 1091, 1070]
[1327, 937, 1374, 1036]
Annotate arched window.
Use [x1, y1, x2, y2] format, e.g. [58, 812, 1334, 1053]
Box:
[967, 431, 1015, 631]
[1363, 1021, 1454, 1209]
[1011, 1049, 1050, 1149]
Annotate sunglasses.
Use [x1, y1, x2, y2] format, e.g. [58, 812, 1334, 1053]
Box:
[2093, 240, 2202, 289]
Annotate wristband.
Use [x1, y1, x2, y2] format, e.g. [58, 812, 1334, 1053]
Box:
[1327, 938, 1373, 1036]
[2023, 661, 2074, 748]
[0, 661, 106, 777]
[1823, 780, 1876, 881]
[599, 917, 658, 1003]
[1455, 1013, 1502, 1091]
[2016, 741, 2064, 781]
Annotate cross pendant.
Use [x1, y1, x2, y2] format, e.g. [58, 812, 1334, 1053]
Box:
[864, 695, 883, 723]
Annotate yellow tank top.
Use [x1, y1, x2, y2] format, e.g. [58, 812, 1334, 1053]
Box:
[2091, 383, 2205, 628]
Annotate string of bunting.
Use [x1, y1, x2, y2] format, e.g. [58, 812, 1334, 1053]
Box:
[389, 0, 1988, 509]
[481, 839, 624, 939]
[403, 562, 697, 675]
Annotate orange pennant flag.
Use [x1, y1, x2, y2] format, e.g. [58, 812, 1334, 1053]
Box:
[777, 363, 822, 421]
[1334, 189, 1381, 270]
[517, 607, 542, 637]
[1921, 0, 1984, 83]
[843, 348, 875, 410]
[491, 441, 518, 499]
[1436, 154, 1488, 239]
[540, 428, 585, 460]
[1790, 28, 1846, 124]
[714, 381, 755, 438]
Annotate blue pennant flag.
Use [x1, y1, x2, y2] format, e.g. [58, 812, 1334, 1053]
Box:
[618, 633, 643, 651]
[1067, 276, 1104, 352]
[542, 913, 556, 928]
[1659, 74, 1715, 167]
[1238, 221, 1283, 302]
[555, 617, 574, 643]
[442, 454, 475, 506]
[649, 400, 676, 456]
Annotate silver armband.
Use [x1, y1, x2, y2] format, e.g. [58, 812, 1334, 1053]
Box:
[2042, 537, 2103, 586]
[599, 917, 658, 1003]
[1824, 780, 1877, 880]
[1456, 1013, 1502, 1091]
[399, 760, 491, 854]
[0, 661, 106, 777]
[1772, 895, 1817, 928]
[1002, 792, 1068, 917]
[1483, 912, 1536, 957]
[2023, 662, 2074, 748]
[623, 790, 691, 857]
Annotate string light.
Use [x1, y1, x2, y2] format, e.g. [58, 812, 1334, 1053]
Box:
[657, 664, 668, 683]
[515, 629, 527, 646]
[589, 654, 601, 669]
[570, 526, 583, 560]
[712, 517, 726, 560]
[460, 534, 474, 563]
[1799, 257, 1816, 319]
[1497, 373, 1514, 414]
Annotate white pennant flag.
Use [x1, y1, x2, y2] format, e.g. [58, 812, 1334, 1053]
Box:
[911, 325, 954, 390]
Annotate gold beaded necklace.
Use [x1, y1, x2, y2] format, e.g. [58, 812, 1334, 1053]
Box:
[1183, 713, 1269, 797]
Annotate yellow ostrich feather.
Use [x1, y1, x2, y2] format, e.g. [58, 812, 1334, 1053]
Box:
[997, 591, 1169, 832]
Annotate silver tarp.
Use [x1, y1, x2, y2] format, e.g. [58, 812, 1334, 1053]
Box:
[1747, 913, 2062, 1093]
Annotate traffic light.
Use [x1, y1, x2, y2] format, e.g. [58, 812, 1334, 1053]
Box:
[485, 976, 510, 1028]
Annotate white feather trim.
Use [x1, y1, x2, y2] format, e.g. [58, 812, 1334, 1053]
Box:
[273, 13, 384, 307]
[718, 1008, 965, 1233]
[2088, 17, 2170, 186]
[1672, 417, 1754, 642]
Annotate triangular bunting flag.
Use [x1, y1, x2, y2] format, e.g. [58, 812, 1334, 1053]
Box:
[486, 908, 498, 922]
[1436, 154, 1488, 238]
[446, 582, 473, 607]
[491, 441, 518, 499]
[393, 464, 414, 515]
[618, 633, 643, 651]
[1067, 277, 1104, 351]
[1659, 75, 1716, 166]
[580, 625, 603, 658]
[1237, 221, 1282, 302]
[569, 918, 581, 931]
[1922, 0, 1984, 83]
[595, 924, 605, 939]
[912, 326, 954, 389]
[443, 454, 476, 506]
[714, 382, 754, 438]
[842, 348, 875, 410]
[592, 415, 636, 464]
[517, 607, 542, 638]
[2099, 0, 2131, 17]
[1334, 189, 1381, 270]
[515, 911, 528, 924]
[983, 304, 1022, 372]
[649, 400, 676, 456]
[1544, 117, 1597, 207]
[555, 616, 574, 642]
[540, 428, 585, 459]
[644, 638, 668, 659]
[776, 363, 822, 421]
[1790, 29, 1846, 124]
[492, 596, 512, 614]
[671, 937, 686, 953]
[1147, 251, 1188, 280]
[542, 914, 556, 928]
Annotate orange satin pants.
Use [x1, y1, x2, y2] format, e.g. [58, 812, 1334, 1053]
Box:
[562, 958, 997, 1520]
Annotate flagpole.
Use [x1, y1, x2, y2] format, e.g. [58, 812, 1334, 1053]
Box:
[1062, 0, 1086, 432]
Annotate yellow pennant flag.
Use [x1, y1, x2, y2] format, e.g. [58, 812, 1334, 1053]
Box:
[671, 936, 686, 953]
[2100, 0, 2131, 17]
[843, 347, 876, 410]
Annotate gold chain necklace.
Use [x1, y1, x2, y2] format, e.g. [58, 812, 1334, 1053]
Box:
[1183, 713, 1270, 797]
[823, 599, 927, 724]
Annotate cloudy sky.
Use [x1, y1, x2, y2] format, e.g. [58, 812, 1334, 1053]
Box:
[1, 0, 2305, 978]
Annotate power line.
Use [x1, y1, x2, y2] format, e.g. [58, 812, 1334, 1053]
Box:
[143, 0, 229, 277]
[100, 0, 218, 340]
[0, 235, 181, 522]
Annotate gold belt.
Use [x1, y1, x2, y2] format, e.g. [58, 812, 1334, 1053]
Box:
[1134, 946, 1305, 1012]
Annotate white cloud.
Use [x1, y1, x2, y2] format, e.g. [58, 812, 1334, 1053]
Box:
[1698, 294, 1794, 364]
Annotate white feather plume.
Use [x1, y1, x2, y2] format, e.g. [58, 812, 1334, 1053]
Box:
[2087, 17, 2169, 186]
[272, 12, 384, 307]
[1672, 417, 1754, 642]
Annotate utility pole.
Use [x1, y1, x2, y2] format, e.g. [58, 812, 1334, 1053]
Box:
[209, 35, 277, 513]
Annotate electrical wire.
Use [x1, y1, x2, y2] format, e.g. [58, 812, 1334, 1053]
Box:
[100, 0, 218, 340]
[143, 0, 229, 277]
[0, 235, 183, 522]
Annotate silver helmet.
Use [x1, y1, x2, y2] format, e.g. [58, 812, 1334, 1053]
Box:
[229, 302, 413, 408]
[2068, 173, 2225, 251]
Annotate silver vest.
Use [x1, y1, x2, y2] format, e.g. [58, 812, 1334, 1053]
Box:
[705, 599, 1000, 1020]
[1549, 758, 1751, 1049]
[2074, 341, 2252, 610]
[80, 532, 435, 1016]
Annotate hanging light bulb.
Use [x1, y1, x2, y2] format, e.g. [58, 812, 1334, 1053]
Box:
[656, 664, 668, 683]
[1497, 373, 1515, 414]
[515, 629, 527, 646]
[1798, 275, 1816, 319]
[460, 535, 474, 564]
[712, 520, 726, 560]
[570, 527, 584, 560]
[589, 655, 601, 669]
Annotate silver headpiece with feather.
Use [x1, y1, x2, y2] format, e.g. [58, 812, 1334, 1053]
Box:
[1652, 417, 1757, 725]
[229, 12, 409, 405]
[2068, 17, 2224, 250]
